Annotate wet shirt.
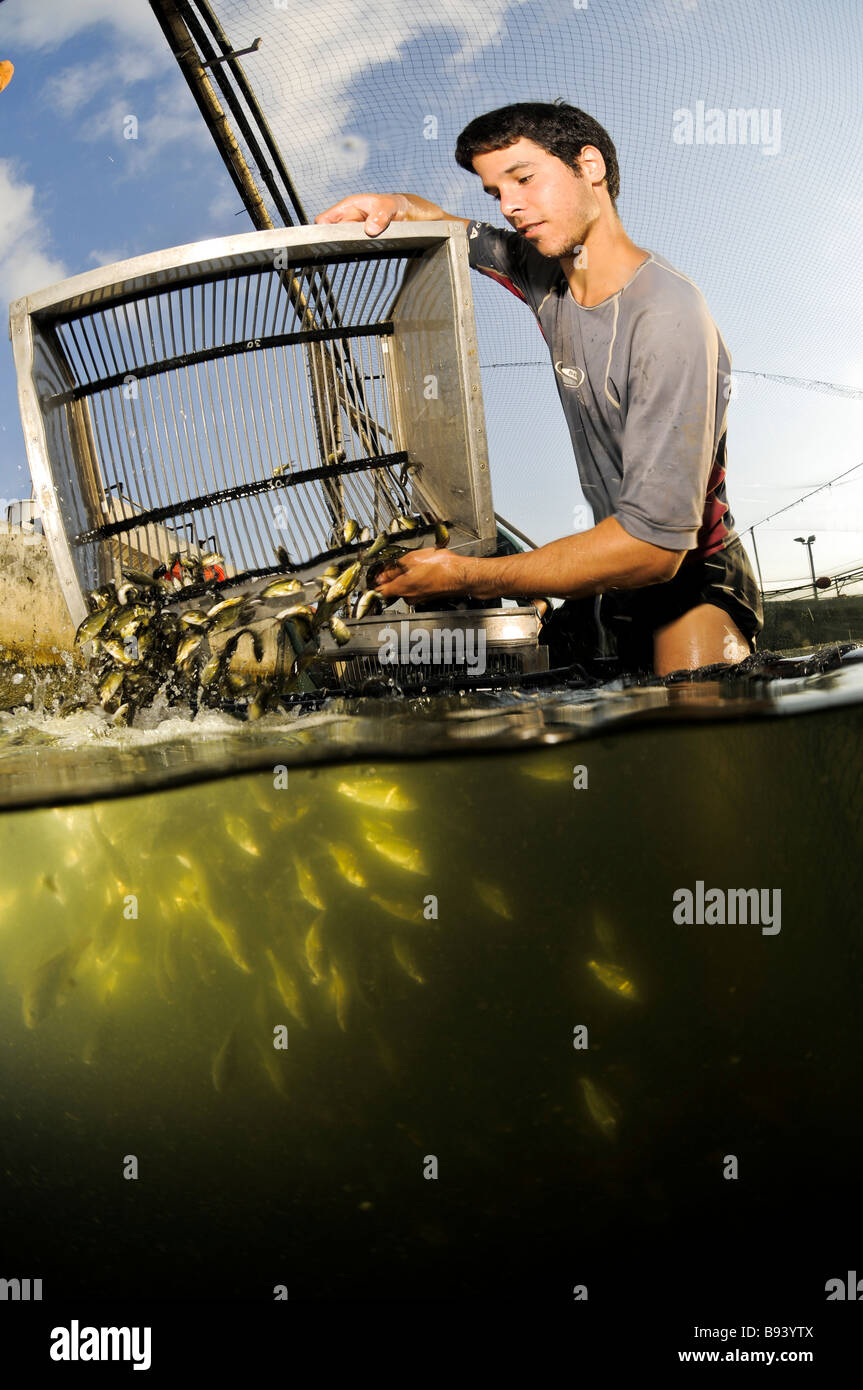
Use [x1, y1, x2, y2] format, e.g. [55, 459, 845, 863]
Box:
[465, 219, 735, 559]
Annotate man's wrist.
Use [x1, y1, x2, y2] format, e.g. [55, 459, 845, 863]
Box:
[459, 555, 483, 597]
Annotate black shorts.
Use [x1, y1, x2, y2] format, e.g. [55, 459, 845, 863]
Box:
[541, 535, 763, 675]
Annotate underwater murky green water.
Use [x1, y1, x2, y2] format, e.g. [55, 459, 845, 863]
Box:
[1, 669, 862, 1302]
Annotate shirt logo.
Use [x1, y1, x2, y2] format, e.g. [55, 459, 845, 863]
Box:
[554, 361, 585, 388]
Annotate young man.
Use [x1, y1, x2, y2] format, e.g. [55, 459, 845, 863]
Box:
[314, 102, 763, 676]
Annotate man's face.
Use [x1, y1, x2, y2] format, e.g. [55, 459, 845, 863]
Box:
[472, 136, 600, 259]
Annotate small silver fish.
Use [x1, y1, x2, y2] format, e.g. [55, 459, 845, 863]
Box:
[324, 561, 362, 604]
[262, 577, 304, 599]
[76, 611, 111, 647]
[328, 615, 351, 646]
[355, 589, 383, 619]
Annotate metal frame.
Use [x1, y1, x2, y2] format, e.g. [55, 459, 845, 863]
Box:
[10, 223, 495, 627]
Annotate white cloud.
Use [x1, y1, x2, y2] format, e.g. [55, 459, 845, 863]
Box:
[45, 48, 164, 117]
[87, 247, 129, 267]
[61, 90, 211, 178]
[0, 0, 163, 51]
[0, 161, 67, 305]
[233, 0, 530, 212]
[207, 187, 245, 225]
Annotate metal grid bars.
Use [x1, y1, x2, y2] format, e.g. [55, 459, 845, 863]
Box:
[11, 226, 496, 624]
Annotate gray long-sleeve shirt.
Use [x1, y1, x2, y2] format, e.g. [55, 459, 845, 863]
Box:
[466, 219, 736, 560]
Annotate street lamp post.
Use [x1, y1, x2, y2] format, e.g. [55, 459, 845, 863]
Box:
[794, 535, 818, 599]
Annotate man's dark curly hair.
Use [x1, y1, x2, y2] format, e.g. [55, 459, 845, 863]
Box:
[455, 101, 620, 209]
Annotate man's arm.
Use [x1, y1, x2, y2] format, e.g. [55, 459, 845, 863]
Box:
[374, 517, 685, 604]
[315, 193, 470, 234]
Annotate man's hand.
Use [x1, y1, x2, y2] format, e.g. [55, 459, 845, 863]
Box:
[374, 548, 471, 603]
[314, 194, 409, 237]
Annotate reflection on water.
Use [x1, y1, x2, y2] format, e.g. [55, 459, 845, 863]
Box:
[2, 645, 863, 810]
[0, 660, 862, 1300]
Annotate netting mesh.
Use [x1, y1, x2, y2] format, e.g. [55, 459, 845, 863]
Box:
[160, 0, 863, 594]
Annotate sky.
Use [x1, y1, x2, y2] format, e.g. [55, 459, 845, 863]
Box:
[1, 0, 862, 592]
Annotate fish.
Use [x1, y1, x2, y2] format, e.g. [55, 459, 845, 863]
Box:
[22, 937, 91, 1029]
[363, 532, 388, 560]
[274, 603, 315, 625]
[520, 759, 571, 782]
[200, 651, 224, 687]
[392, 936, 425, 983]
[98, 670, 125, 708]
[265, 948, 308, 1026]
[205, 911, 252, 974]
[342, 518, 359, 544]
[329, 962, 350, 1031]
[262, 577, 304, 599]
[209, 602, 255, 633]
[370, 893, 422, 924]
[324, 560, 362, 604]
[256, 1039, 291, 1100]
[336, 778, 416, 812]
[303, 917, 328, 984]
[579, 1077, 619, 1138]
[75, 609, 112, 644]
[358, 527, 372, 543]
[111, 604, 153, 638]
[587, 958, 638, 1001]
[327, 615, 351, 646]
[434, 521, 450, 548]
[103, 638, 138, 666]
[355, 589, 383, 619]
[207, 596, 245, 618]
[177, 632, 205, 666]
[475, 879, 513, 920]
[200, 552, 225, 568]
[362, 822, 427, 875]
[211, 1023, 241, 1094]
[224, 815, 260, 857]
[294, 857, 325, 910]
[122, 568, 162, 589]
[180, 609, 212, 630]
[328, 842, 366, 888]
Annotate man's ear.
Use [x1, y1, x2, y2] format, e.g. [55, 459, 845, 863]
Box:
[577, 144, 607, 189]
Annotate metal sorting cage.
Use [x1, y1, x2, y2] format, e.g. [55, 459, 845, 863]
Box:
[10, 224, 497, 628]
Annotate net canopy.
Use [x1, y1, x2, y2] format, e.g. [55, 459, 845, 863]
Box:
[151, 0, 863, 596]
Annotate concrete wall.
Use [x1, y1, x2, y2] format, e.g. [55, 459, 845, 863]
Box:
[0, 525, 77, 663]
